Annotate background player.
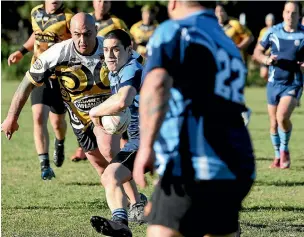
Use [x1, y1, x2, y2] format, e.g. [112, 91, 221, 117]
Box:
[253, 1, 304, 169]
[7, 0, 72, 180]
[134, 0, 255, 236]
[130, 4, 159, 58]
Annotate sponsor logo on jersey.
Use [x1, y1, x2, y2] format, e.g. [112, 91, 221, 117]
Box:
[74, 94, 111, 112]
[33, 58, 43, 70]
[294, 40, 300, 46]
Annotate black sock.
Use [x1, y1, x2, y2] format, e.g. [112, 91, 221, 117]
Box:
[55, 138, 65, 147]
[38, 153, 49, 164]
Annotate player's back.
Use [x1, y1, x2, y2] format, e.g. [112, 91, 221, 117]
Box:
[145, 9, 254, 180]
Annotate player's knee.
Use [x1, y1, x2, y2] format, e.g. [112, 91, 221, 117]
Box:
[147, 225, 181, 237]
[276, 113, 289, 125]
[101, 164, 120, 187]
[269, 119, 278, 131]
[100, 146, 114, 160]
[32, 113, 47, 126]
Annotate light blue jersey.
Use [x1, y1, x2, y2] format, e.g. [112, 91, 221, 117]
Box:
[143, 10, 255, 181]
[108, 58, 143, 152]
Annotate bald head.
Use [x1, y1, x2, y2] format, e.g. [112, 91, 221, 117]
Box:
[71, 12, 96, 30]
[71, 12, 98, 55]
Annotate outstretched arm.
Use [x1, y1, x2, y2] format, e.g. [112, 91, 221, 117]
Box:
[1, 75, 35, 139]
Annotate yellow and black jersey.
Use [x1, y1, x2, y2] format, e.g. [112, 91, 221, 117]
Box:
[27, 37, 111, 131]
[258, 27, 268, 42]
[130, 20, 158, 57]
[222, 18, 252, 45]
[26, 37, 143, 132]
[91, 13, 129, 36]
[31, 4, 73, 64]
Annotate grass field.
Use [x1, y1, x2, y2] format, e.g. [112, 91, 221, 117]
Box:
[1, 80, 304, 237]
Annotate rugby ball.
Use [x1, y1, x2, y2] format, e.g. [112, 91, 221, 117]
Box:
[101, 108, 131, 135]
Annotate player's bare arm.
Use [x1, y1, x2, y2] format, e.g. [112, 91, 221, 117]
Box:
[133, 68, 172, 188]
[89, 85, 136, 125]
[7, 32, 35, 66]
[254, 43, 277, 66]
[1, 75, 35, 139]
[237, 34, 254, 50]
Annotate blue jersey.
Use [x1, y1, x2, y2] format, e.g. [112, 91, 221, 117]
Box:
[109, 58, 142, 150]
[260, 23, 304, 86]
[143, 10, 255, 180]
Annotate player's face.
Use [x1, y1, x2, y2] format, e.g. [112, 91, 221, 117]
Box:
[142, 10, 154, 25]
[283, 2, 299, 28]
[215, 6, 227, 24]
[265, 18, 274, 27]
[93, 0, 111, 16]
[45, 0, 63, 13]
[103, 38, 131, 72]
[71, 23, 97, 55]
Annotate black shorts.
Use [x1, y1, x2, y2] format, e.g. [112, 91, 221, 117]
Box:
[30, 80, 66, 114]
[110, 150, 137, 172]
[146, 173, 254, 236]
[72, 123, 98, 152]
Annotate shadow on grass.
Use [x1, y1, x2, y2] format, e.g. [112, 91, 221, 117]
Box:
[241, 222, 304, 232]
[63, 182, 100, 186]
[3, 199, 109, 211]
[242, 206, 304, 212]
[255, 157, 273, 161]
[255, 180, 304, 187]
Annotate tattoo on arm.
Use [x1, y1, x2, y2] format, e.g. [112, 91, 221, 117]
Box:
[8, 75, 35, 118]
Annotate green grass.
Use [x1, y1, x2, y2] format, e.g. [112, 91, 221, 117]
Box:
[2, 80, 304, 237]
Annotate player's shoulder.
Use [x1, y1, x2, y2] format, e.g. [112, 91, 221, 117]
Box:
[131, 21, 143, 29]
[271, 23, 284, 32]
[31, 4, 44, 15]
[63, 6, 74, 18]
[228, 18, 242, 27]
[149, 20, 180, 47]
[111, 15, 124, 23]
[49, 38, 73, 55]
[119, 58, 142, 79]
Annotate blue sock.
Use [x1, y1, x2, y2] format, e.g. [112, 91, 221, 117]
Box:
[270, 133, 280, 158]
[278, 127, 292, 152]
[112, 208, 128, 221]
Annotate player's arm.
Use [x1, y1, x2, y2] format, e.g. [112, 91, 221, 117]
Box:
[237, 26, 254, 50]
[139, 68, 172, 147]
[8, 32, 35, 66]
[90, 85, 137, 120]
[1, 74, 36, 139]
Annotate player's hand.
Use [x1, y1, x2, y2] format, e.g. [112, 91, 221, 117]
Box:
[265, 54, 278, 66]
[297, 61, 304, 74]
[8, 51, 23, 66]
[1, 117, 19, 140]
[133, 147, 155, 188]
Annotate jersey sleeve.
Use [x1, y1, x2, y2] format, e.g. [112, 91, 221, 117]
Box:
[119, 64, 142, 92]
[26, 42, 64, 86]
[259, 27, 273, 50]
[142, 20, 180, 78]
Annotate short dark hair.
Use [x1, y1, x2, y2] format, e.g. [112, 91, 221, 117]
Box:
[285, 1, 302, 15]
[104, 29, 131, 49]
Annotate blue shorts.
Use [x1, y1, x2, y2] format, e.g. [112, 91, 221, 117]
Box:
[267, 82, 303, 106]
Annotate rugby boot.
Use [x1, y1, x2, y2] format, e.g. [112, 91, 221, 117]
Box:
[54, 140, 65, 167]
[90, 215, 132, 237]
[269, 158, 280, 168]
[40, 159, 55, 180]
[128, 201, 146, 224]
[70, 147, 87, 162]
[280, 151, 290, 169]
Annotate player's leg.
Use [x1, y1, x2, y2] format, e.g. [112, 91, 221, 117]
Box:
[70, 143, 87, 162]
[147, 225, 182, 237]
[31, 85, 55, 180]
[93, 126, 146, 207]
[276, 93, 299, 169]
[85, 148, 109, 176]
[267, 83, 280, 168]
[49, 112, 67, 167]
[48, 80, 67, 167]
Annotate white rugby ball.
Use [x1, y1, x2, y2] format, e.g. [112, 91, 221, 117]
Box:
[101, 108, 131, 135]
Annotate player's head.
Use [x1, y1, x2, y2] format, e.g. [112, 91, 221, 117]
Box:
[45, 0, 63, 14]
[167, 0, 215, 20]
[93, 0, 111, 16]
[70, 13, 97, 55]
[103, 29, 132, 72]
[215, 3, 228, 24]
[283, 1, 301, 29]
[141, 4, 158, 25]
[265, 13, 275, 27]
